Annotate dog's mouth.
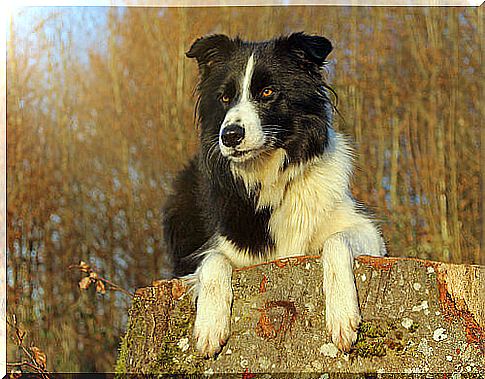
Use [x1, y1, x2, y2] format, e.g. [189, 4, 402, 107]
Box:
[226, 143, 279, 163]
[232, 150, 247, 157]
[220, 137, 274, 163]
[227, 149, 260, 163]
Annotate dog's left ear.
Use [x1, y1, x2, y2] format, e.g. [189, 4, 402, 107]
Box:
[278, 32, 333, 66]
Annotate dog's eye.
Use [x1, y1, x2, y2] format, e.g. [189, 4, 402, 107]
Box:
[220, 94, 231, 104]
[261, 88, 274, 98]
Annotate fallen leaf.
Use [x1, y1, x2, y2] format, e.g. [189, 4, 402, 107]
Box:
[96, 280, 106, 294]
[31, 346, 47, 369]
[79, 277, 92, 290]
[79, 261, 90, 272]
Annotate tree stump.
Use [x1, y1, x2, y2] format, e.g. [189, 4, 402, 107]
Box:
[116, 256, 484, 374]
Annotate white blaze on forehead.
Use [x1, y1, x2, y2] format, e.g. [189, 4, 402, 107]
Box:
[241, 54, 255, 102]
[220, 52, 265, 158]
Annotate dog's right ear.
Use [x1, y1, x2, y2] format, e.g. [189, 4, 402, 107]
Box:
[186, 34, 235, 75]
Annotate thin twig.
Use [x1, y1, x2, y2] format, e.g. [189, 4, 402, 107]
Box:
[6, 360, 50, 378]
[7, 361, 39, 370]
[6, 315, 51, 378]
[98, 276, 134, 297]
[68, 263, 134, 297]
[6, 361, 27, 367]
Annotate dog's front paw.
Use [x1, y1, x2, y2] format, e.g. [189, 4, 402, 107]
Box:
[194, 296, 231, 358]
[325, 298, 361, 352]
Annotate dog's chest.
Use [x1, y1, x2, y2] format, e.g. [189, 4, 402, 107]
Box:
[233, 150, 340, 258]
[265, 165, 339, 257]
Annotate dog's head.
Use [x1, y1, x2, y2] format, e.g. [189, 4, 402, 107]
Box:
[187, 32, 334, 166]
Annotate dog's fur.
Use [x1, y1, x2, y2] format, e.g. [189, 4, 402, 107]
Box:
[163, 33, 386, 357]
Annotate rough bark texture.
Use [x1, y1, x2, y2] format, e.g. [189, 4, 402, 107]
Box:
[116, 257, 484, 374]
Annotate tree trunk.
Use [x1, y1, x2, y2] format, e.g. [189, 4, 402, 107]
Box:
[116, 256, 484, 374]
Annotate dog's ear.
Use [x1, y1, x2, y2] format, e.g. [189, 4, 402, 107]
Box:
[277, 32, 333, 67]
[186, 34, 235, 74]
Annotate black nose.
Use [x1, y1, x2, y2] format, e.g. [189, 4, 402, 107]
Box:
[221, 124, 245, 148]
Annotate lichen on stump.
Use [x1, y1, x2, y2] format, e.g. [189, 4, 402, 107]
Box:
[116, 257, 484, 374]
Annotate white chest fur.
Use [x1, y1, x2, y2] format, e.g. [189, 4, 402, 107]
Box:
[229, 130, 357, 263]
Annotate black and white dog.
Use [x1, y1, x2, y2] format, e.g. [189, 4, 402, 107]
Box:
[163, 33, 386, 357]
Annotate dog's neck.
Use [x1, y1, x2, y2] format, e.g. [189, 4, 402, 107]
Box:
[229, 128, 352, 211]
[230, 148, 287, 195]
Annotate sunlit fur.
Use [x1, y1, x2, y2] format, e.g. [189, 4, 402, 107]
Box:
[163, 33, 386, 357]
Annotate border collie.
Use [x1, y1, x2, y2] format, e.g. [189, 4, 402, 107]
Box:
[163, 32, 386, 358]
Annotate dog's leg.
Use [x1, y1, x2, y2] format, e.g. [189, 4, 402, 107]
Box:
[322, 225, 384, 351]
[192, 251, 233, 358]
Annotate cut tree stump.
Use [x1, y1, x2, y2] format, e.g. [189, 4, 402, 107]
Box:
[116, 256, 484, 374]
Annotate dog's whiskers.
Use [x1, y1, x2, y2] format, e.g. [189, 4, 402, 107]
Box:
[204, 138, 220, 171]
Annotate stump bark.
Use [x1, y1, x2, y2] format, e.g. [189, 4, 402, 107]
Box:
[116, 256, 484, 374]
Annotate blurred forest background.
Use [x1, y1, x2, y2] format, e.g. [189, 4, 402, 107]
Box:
[7, 5, 483, 372]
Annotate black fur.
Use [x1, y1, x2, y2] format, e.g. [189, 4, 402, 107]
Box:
[164, 33, 334, 277]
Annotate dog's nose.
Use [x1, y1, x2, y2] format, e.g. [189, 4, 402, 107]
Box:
[221, 124, 245, 148]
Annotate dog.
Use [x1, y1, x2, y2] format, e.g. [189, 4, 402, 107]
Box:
[163, 32, 386, 358]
